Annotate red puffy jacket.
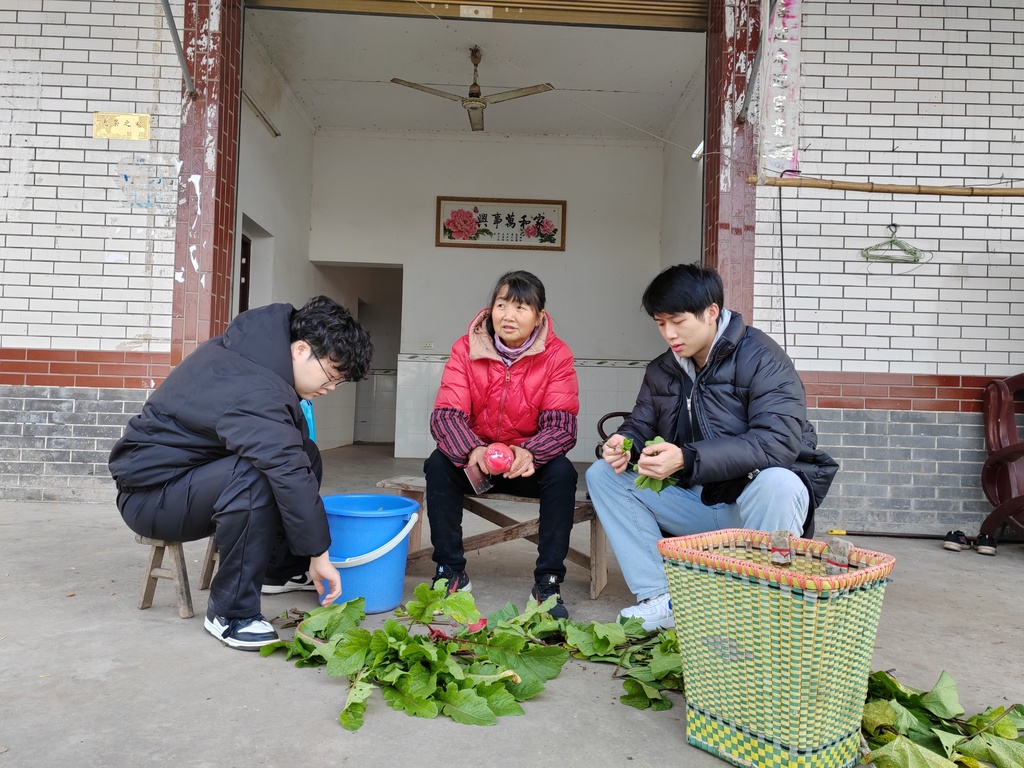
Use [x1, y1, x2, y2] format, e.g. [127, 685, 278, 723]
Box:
[431, 308, 579, 465]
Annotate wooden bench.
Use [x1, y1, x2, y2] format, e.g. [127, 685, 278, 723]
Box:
[376, 475, 608, 599]
[135, 535, 218, 619]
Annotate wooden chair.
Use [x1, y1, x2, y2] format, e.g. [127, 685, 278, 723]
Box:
[135, 535, 219, 619]
[979, 373, 1024, 541]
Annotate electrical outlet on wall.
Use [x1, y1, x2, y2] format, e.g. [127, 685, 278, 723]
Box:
[419, 341, 434, 350]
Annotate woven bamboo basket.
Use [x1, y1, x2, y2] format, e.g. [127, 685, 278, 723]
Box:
[658, 529, 896, 768]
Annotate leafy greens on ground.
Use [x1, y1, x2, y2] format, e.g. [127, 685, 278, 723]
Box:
[263, 585, 1021, 768]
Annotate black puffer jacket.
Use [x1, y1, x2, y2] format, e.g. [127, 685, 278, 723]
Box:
[619, 312, 837, 513]
[108, 303, 330, 557]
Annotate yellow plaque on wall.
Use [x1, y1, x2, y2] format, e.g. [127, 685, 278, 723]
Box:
[93, 112, 151, 141]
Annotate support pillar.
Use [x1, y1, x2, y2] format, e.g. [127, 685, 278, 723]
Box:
[172, 0, 243, 364]
[703, 0, 760, 319]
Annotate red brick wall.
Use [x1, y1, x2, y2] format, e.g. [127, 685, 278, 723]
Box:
[0, 350, 172, 389]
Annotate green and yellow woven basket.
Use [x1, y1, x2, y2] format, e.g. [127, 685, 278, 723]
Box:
[658, 529, 896, 768]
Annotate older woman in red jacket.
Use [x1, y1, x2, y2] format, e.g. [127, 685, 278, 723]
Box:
[426, 270, 579, 618]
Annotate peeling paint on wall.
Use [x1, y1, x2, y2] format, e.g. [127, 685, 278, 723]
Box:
[0, 52, 41, 222]
[115, 155, 178, 210]
[719, 0, 760, 194]
[757, 0, 801, 175]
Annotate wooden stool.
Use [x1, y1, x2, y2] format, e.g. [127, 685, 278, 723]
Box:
[135, 535, 218, 619]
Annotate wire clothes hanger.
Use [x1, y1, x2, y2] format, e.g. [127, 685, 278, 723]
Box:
[860, 223, 923, 263]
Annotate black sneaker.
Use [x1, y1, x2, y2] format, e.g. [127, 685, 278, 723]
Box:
[974, 533, 996, 556]
[433, 564, 472, 594]
[530, 574, 569, 620]
[942, 530, 970, 552]
[204, 607, 279, 650]
[261, 572, 316, 594]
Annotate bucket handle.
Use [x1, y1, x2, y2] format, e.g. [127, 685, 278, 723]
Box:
[331, 512, 419, 569]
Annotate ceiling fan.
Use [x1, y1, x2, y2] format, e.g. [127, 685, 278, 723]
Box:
[391, 46, 553, 132]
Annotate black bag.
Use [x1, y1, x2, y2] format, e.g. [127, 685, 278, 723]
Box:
[700, 469, 759, 506]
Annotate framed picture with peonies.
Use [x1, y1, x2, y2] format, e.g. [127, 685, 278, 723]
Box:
[436, 196, 566, 251]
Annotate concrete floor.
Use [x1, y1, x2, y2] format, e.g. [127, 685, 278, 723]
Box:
[1, 443, 1021, 768]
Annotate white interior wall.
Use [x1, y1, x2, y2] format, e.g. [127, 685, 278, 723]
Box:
[309, 132, 666, 362]
[236, 31, 361, 447]
[237, 26, 713, 458]
[236, 27, 320, 309]
[661, 88, 706, 269]
[306, 131, 673, 459]
[315, 265, 403, 368]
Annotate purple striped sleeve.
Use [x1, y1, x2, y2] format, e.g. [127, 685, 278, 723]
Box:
[521, 410, 577, 467]
[430, 407, 484, 466]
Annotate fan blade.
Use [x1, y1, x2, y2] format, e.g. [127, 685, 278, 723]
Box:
[468, 107, 484, 132]
[482, 83, 554, 105]
[390, 78, 463, 103]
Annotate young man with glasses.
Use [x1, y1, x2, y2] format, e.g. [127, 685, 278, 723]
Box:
[109, 296, 372, 650]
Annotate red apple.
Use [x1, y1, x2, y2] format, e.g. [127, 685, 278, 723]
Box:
[482, 442, 515, 474]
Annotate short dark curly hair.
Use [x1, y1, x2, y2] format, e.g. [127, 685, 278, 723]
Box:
[290, 296, 373, 383]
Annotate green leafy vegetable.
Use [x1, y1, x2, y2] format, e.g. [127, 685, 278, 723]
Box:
[560, 616, 683, 711]
[631, 437, 679, 494]
[265, 585, 1023, 768]
[862, 670, 1023, 768]
[263, 583, 572, 730]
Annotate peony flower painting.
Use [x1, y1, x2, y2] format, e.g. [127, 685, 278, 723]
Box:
[436, 197, 565, 251]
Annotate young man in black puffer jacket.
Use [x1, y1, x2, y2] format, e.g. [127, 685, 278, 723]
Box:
[586, 265, 837, 631]
[109, 296, 372, 650]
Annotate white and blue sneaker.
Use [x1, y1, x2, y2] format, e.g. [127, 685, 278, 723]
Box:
[261, 572, 316, 594]
[204, 607, 279, 650]
[620, 592, 674, 631]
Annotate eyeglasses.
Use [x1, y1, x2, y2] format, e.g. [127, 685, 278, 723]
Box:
[314, 355, 345, 388]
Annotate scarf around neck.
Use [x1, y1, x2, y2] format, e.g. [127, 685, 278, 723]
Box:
[494, 323, 541, 365]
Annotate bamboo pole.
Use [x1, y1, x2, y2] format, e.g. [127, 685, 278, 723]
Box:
[746, 174, 1024, 197]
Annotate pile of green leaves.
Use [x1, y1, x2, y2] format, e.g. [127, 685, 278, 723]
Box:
[622, 436, 679, 494]
[862, 670, 1024, 768]
[261, 583, 570, 730]
[561, 616, 684, 711]
[265, 582, 1022, 768]
[262, 583, 687, 730]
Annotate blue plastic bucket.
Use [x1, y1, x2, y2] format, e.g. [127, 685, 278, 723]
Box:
[322, 494, 420, 614]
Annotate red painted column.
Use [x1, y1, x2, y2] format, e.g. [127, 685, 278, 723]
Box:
[704, 0, 760, 320]
[172, 0, 243, 365]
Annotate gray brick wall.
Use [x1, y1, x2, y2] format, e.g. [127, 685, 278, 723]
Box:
[811, 407, 994, 537]
[0, 387, 1006, 538]
[0, 385, 146, 503]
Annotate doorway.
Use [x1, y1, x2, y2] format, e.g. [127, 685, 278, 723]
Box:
[314, 264, 403, 446]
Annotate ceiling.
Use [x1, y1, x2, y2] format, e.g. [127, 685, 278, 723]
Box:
[244, 9, 707, 139]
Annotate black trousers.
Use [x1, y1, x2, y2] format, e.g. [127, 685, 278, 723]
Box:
[423, 449, 578, 582]
[117, 455, 315, 618]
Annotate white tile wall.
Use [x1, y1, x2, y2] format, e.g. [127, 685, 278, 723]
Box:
[754, 0, 1024, 378]
[0, 1, 181, 351]
[354, 371, 397, 444]
[4, 0, 1019, 382]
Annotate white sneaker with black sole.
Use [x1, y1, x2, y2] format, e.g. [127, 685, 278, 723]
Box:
[261, 572, 316, 594]
[204, 607, 279, 650]
[620, 592, 675, 632]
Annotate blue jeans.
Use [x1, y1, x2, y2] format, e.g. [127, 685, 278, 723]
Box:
[584, 460, 808, 601]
